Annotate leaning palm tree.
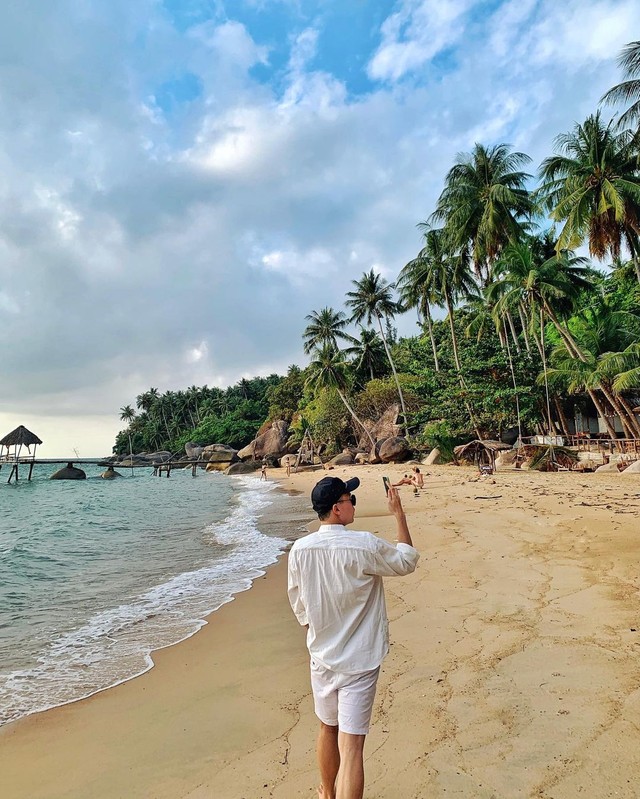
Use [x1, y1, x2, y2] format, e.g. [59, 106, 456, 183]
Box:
[600, 40, 640, 132]
[345, 269, 409, 436]
[431, 143, 534, 283]
[305, 345, 376, 450]
[538, 113, 640, 283]
[302, 307, 354, 354]
[603, 342, 640, 392]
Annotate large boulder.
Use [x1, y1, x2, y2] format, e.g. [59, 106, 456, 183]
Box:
[50, 463, 86, 480]
[206, 450, 240, 464]
[328, 451, 355, 466]
[237, 420, 290, 461]
[424, 448, 441, 466]
[185, 442, 204, 459]
[100, 466, 122, 479]
[357, 404, 401, 450]
[378, 437, 412, 463]
[225, 462, 260, 475]
[202, 443, 237, 458]
[145, 451, 173, 463]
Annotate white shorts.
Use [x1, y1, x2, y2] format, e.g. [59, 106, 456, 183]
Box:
[310, 659, 380, 735]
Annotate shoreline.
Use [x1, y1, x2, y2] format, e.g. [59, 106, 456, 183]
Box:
[0, 471, 306, 730]
[2, 464, 640, 797]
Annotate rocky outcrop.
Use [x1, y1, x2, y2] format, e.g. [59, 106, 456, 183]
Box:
[238, 420, 290, 461]
[50, 463, 86, 480]
[378, 437, 412, 463]
[328, 451, 355, 466]
[225, 462, 260, 475]
[358, 404, 401, 450]
[185, 442, 204, 459]
[101, 466, 122, 479]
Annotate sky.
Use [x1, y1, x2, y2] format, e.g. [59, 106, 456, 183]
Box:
[1, 0, 639, 457]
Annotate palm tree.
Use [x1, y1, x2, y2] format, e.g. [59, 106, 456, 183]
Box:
[119, 405, 136, 423]
[600, 40, 640, 131]
[344, 328, 387, 383]
[345, 269, 409, 436]
[305, 345, 376, 450]
[302, 307, 355, 354]
[431, 143, 534, 283]
[397, 235, 442, 371]
[603, 343, 640, 391]
[538, 113, 640, 283]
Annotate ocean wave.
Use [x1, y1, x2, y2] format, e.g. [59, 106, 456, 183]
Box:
[0, 476, 288, 726]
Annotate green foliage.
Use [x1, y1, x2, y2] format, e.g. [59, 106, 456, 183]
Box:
[303, 388, 351, 454]
[416, 420, 458, 462]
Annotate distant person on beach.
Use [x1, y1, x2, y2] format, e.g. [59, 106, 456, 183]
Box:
[391, 473, 413, 487]
[288, 476, 419, 799]
[411, 467, 424, 489]
[260, 461, 267, 480]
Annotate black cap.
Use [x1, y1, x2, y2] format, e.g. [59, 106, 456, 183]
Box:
[311, 476, 360, 513]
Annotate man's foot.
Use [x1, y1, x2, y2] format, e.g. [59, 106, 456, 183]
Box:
[317, 785, 334, 799]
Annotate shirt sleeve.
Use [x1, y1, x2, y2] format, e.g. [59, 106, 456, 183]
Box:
[287, 552, 308, 626]
[365, 538, 420, 577]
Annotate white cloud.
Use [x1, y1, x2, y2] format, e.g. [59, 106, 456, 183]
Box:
[367, 0, 473, 82]
[1, 0, 640, 453]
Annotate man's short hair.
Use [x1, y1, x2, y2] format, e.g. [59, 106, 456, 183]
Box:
[311, 476, 360, 515]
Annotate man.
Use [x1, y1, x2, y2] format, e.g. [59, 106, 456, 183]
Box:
[288, 476, 419, 799]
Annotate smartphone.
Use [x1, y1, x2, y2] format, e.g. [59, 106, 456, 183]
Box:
[382, 476, 391, 495]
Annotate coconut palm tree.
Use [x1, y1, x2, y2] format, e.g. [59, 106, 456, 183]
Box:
[397, 235, 443, 371]
[119, 405, 136, 423]
[600, 40, 640, 131]
[302, 307, 355, 355]
[538, 113, 640, 283]
[344, 328, 387, 383]
[305, 345, 376, 450]
[603, 343, 640, 391]
[345, 269, 409, 436]
[430, 143, 534, 283]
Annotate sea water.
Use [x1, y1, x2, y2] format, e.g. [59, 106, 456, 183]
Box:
[0, 464, 302, 726]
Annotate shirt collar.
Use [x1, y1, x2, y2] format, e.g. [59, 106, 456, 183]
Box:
[318, 523, 348, 533]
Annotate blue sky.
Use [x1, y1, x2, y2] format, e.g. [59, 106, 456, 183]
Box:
[0, 0, 639, 454]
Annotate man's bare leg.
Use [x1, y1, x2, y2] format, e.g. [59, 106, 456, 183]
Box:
[317, 722, 340, 798]
[335, 732, 366, 799]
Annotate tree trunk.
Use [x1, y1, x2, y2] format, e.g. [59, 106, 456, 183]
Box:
[553, 397, 571, 438]
[337, 388, 376, 450]
[505, 309, 521, 353]
[600, 384, 640, 438]
[618, 394, 640, 436]
[446, 293, 481, 438]
[423, 305, 440, 372]
[376, 311, 409, 437]
[518, 302, 531, 353]
[588, 389, 619, 441]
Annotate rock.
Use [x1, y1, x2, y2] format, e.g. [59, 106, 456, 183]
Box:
[205, 461, 233, 473]
[238, 420, 290, 461]
[225, 462, 260, 475]
[202, 443, 238, 457]
[355, 452, 369, 464]
[280, 454, 298, 467]
[144, 451, 172, 463]
[424, 448, 441, 466]
[206, 450, 239, 464]
[185, 442, 203, 459]
[595, 462, 619, 472]
[50, 463, 86, 480]
[495, 449, 519, 467]
[622, 459, 640, 473]
[100, 466, 122, 479]
[378, 437, 412, 463]
[328, 452, 354, 466]
[358, 404, 402, 450]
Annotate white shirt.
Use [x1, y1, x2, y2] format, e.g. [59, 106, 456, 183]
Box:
[287, 525, 419, 674]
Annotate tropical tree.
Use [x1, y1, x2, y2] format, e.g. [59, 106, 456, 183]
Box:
[538, 113, 640, 283]
[430, 143, 534, 283]
[600, 39, 640, 131]
[345, 269, 409, 436]
[302, 307, 354, 354]
[119, 405, 136, 423]
[344, 328, 387, 383]
[304, 345, 376, 449]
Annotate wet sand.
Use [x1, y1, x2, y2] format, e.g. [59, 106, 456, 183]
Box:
[2, 464, 640, 798]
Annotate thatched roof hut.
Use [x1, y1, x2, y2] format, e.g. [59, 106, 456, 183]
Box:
[0, 425, 43, 447]
[454, 440, 511, 472]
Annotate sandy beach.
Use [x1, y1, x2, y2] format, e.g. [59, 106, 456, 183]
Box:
[2, 463, 640, 798]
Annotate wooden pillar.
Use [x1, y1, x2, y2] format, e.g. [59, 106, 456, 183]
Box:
[28, 462, 34, 481]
